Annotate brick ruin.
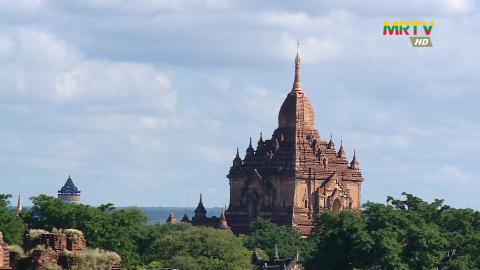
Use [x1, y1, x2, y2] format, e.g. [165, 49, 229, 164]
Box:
[0, 232, 11, 270]
[1, 229, 121, 270]
[225, 52, 364, 236]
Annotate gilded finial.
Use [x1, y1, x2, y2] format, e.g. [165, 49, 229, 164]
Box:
[292, 41, 302, 92]
[295, 41, 301, 65]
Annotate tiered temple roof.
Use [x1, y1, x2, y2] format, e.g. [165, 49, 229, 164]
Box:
[58, 175, 81, 195]
[228, 50, 363, 183]
[225, 49, 364, 236]
[176, 195, 231, 231]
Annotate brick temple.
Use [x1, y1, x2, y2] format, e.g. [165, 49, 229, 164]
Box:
[225, 51, 364, 236]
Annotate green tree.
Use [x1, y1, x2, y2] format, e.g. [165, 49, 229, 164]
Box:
[0, 194, 26, 245]
[245, 218, 310, 260]
[25, 195, 148, 268]
[140, 222, 193, 262]
[305, 194, 479, 270]
[147, 226, 252, 270]
[308, 211, 373, 270]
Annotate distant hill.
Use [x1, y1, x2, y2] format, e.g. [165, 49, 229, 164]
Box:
[138, 207, 223, 224]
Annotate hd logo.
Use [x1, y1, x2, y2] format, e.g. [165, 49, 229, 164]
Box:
[383, 21, 434, 47]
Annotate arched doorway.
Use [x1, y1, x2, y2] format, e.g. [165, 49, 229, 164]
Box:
[332, 199, 342, 213]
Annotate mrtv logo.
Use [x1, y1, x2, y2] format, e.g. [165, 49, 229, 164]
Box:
[383, 21, 434, 47]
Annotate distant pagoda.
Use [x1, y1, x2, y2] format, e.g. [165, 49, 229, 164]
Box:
[58, 175, 81, 203]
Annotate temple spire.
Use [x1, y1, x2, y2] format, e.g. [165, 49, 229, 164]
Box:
[328, 132, 335, 149]
[181, 208, 190, 223]
[195, 193, 207, 217]
[337, 139, 346, 159]
[16, 194, 22, 216]
[217, 206, 231, 231]
[233, 147, 242, 166]
[350, 149, 360, 170]
[292, 41, 303, 92]
[166, 210, 177, 224]
[245, 137, 255, 160]
[273, 243, 280, 260]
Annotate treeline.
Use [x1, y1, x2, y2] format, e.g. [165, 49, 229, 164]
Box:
[1, 193, 480, 270]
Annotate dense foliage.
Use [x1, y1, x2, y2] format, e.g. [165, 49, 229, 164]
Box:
[1, 193, 479, 270]
[145, 226, 252, 270]
[244, 218, 313, 260]
[0, 194, 26, 245]
[307, 193, 480, 270]
[23, 195, 147, 267]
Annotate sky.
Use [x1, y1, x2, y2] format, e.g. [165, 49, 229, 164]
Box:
[0, 0, 479, 208]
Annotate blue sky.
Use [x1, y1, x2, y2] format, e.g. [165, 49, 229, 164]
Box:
[0, 0, 479, 208]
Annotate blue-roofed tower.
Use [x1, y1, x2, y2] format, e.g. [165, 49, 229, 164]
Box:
[58, 175, 81, 203]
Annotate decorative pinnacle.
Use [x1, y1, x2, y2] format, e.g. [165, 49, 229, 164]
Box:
[249, 137, 253, 148]
[200, 193, 203, 203]
[295, 41, 300, 65]
[293, 42, 303, 92]
[274, 243, 280, 260]
[350, 149, 360, 170]
[236, 147, 240, 158]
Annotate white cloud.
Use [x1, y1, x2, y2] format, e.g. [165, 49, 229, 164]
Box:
[140, 116, 169, 129]
[54, 61, 176, 111]
[374, 111, 391, 125]
[196, 145, 233, 164]
[0, 29, 176, 113]
[0, 0, 479, 208]
[423, 164, 472, 185]
[0, 0, 46, 13]
[0, 35, 15, 62]
[442, 0, 475, 14]
[243, 85, 283, 120]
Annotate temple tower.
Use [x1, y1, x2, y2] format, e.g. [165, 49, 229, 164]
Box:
[226, 51, 364, 236]
[58, 175, 81, 203]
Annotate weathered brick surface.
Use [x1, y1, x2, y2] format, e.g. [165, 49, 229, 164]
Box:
[0, 232, 12, 270]
[6, 230, 121, 270]
[226, 54, 364, 236]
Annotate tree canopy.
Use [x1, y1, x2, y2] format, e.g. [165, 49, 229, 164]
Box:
[0, 194, 25, 245]
[1, 193, 479, 270]
[145, 226, 252, 270]
[307, 193, 480, 270]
